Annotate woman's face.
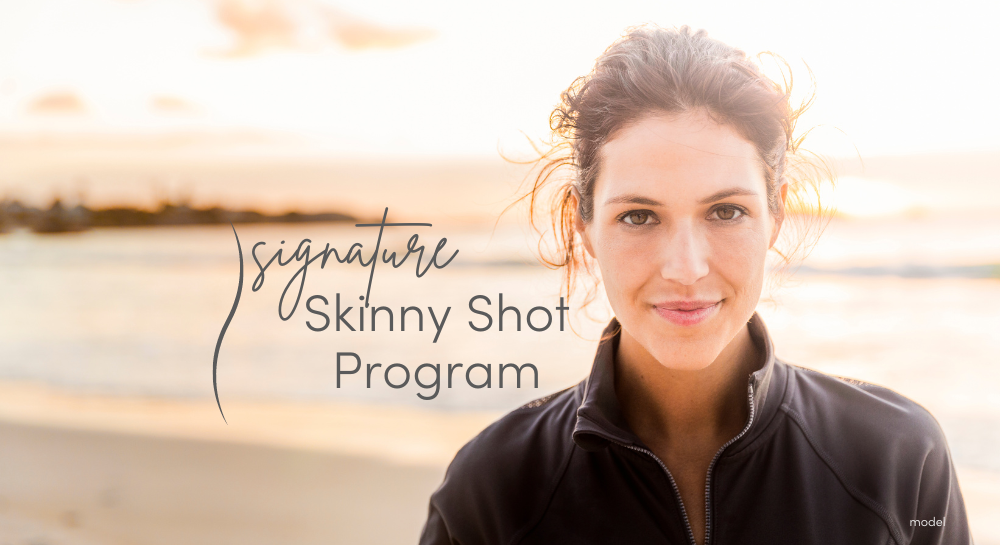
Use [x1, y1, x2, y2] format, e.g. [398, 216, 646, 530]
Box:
[576, 110, 786, 371]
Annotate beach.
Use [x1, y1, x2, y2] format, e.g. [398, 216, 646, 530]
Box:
[0, 381, 500, 545]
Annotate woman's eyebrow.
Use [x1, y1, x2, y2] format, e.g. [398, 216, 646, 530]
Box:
[603, 188, 758, 206]
[604, 194, 662, 206]
[698, 187, 758, 204]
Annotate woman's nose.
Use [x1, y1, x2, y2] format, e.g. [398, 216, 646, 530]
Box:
[658, 220, 710, 285]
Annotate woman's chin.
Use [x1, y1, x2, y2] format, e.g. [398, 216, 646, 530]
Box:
[645, 343, 722, 372]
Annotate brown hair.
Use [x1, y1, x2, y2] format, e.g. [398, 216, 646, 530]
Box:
[503, 24, 835, 320]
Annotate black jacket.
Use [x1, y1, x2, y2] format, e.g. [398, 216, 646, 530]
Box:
[419, 313, 972, 545]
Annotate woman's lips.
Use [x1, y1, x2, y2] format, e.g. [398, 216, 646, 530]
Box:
[653, 300, 720, 326]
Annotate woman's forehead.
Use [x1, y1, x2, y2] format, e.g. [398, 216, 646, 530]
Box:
[595, 112, 765, 201]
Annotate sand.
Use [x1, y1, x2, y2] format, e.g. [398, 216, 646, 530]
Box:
[0, 380, 501, 545]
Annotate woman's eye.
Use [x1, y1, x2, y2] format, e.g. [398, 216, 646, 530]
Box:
[712, 206, 744, 221]
[622, 211, 653, 225]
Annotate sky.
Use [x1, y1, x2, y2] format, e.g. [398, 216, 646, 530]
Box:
[0, 0, 998, 158]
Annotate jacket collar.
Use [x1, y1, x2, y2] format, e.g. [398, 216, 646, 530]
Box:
[572, 311, 785, 452]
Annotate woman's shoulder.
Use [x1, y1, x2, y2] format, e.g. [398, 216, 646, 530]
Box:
[451, 382, 583, 472]
[781, 361, 947, 448]
[778, 361, 962, 535]
[423, 383, 584, 544]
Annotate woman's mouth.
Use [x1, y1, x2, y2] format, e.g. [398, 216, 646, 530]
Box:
[652, 300, 720, 327]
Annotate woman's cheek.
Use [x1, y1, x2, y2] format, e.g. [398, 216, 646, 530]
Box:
[715, 224, 769, 299]
[721, 219, 767, 257]
[597, 233, 647, 313]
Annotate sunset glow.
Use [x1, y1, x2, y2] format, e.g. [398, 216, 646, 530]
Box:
[0, 0, 997, 158]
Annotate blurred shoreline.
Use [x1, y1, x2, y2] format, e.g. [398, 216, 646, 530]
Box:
[0, 199, 362, 234]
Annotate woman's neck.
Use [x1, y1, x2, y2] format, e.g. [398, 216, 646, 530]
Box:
[614, 323, 760, 448]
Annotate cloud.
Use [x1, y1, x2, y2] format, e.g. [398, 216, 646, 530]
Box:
[150, 95, 200, 114]
[323, 6, 436, 51]
[209, 0, 435, 57]
[28, 92, 87, 114]
[213, 0, 299, 56]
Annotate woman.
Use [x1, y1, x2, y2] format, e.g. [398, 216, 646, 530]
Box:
[420, 25, 970, 545]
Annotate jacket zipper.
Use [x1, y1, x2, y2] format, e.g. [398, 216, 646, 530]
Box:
[608, 381, 755, 545]
[703, 382, 756, 545]
[610, 440, 699, 545]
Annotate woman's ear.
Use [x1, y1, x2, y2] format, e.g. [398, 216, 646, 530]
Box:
[768, 177, 789, 249]
[571, 187, 596, 258]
